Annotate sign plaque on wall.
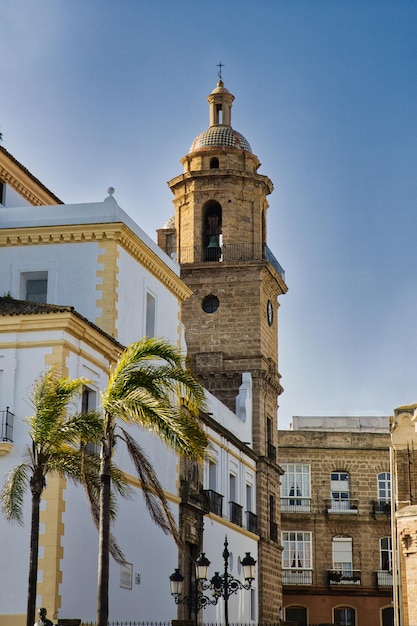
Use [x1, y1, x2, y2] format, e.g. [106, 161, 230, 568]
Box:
[120, 562, 133, 590]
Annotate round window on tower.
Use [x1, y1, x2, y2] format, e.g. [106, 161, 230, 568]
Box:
[202, 295, 219, 313]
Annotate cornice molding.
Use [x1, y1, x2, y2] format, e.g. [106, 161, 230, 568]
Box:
[0, 148, 62, 206]
[0, 222, 192, 301]
[0, 311, 122, 365]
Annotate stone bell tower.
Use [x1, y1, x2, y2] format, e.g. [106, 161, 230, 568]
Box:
[159, 78, 288, 623]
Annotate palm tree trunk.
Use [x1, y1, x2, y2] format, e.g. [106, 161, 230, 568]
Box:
[96, 431, 113, 626]
[27, 489, 41, 626]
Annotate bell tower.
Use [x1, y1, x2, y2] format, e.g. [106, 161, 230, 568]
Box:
[160, 78, 288, 623]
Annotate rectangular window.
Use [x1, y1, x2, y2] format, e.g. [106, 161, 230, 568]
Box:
[269, 494, 277, 541]
[380, 536, 392, 571]
[246, 483, 253, 512]
[208, 460, 217, 491]
[330, 472, 351, 512]
[20, 271, 48, 303]
[332, 536, 353, 573]
[378, 472, 391, 501]
[266, 416, 276, 461]
[282, 531, 312, 584]
[245, 483, 257, 533]
[145, 291, 156, 337]
[229, 473, 236, 502]
[281, 464, 311, 512]
[81, 387, 99, 455]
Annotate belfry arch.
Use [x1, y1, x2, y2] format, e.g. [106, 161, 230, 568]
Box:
[203, 200, 222, 261]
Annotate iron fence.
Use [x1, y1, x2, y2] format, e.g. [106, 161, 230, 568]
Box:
[0, 407, 14, 442]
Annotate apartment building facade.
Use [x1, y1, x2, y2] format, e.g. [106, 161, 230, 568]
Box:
[278, 416, 393, 626]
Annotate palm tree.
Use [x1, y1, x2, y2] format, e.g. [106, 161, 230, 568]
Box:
[96, 337, 209, 626]
[0, 369, 111, 626]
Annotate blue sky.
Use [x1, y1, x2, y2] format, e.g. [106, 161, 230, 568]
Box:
[2, 1, 417, 428]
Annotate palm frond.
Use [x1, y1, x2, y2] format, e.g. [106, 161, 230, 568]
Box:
[0, 463, 31, 524]
[28, 368, 91, 446]
[119, 427, 181, 545]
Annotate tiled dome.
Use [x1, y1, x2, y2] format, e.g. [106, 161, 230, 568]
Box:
[189, 125, 252, 153]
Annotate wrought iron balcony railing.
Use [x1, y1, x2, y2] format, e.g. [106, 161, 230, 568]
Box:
[373, 500, 391, 515]
[168, 243, 285, 280]
[267, 441, 276, 462]
[202, 489, 223, 517]
[246, 510, 258, 534]
[376, 570, 393, 586]
[1, 408, 14, 442]
[229, 501, 243, 527]
[328, 569, 361, 585]
[281, 497, 311, 513]
[282, 569, 313, 585]
[326, 498, 359, 514]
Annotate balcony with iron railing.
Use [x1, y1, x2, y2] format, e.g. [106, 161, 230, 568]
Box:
[282, 569, 313, 585]
[202, 489, 223, 517]
[0, 407, 14, 455]
[267, 441, 276, 462]
[1, 407, 14, 442]
[373, 500, 391, 515]
[326, 498, 359, 514]
[376, 570, 393, 587]
[229, 501, 243, 527]
[168, 243, 285, 281]
[246, 510, 258, 534]
[281, 497, 311, 513]
[328, 569, 361, 585]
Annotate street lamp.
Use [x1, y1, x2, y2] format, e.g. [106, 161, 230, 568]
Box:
[169, 536, 256, 626]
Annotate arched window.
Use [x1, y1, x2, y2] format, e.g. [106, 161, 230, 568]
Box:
[334, 606, 355, 626]
[380, 536, 392, 571]
[330, 471, 351, 512]
[202, 200, 222, 261]
[377, 472, 391, 502]
[285, 606, 307, 626]
[381, 606, 394, 626]
[210, 157, 219, 169]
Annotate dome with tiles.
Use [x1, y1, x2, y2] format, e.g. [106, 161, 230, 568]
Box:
[189, 126, 252, 153]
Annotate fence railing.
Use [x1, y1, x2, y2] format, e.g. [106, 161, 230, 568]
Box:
[282, 568, 313, 585]
[202, 489, 223, 517]
[229, 501, 243, 526]
[328, 568, 361, 585]
[326, 498, 359, 514]
[376, 569, 393, 586]
[246, 510, 258, 534]
[373, 499, 391, 515]
[281, 498, 311, 513]
[0, 407, 14, 442]
[169, 243, 285, 280]
[80, 622, 292, 626]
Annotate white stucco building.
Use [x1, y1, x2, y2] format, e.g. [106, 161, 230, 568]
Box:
[0, 148, 259, 625]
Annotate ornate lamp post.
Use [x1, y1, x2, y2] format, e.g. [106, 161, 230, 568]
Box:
[169, 536, 256, 626]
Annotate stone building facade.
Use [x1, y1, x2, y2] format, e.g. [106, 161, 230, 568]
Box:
[278, 416, 393, 626]
[159, 78, 288, 622]
[390, 405, 417, 626]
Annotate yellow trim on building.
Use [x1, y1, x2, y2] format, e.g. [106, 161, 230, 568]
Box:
[96, 239, 119, 337]
[0, 312, 122, 364]
[0, 223, 192, 302]
[0, 148, 62, 206]
[37, 346, 69, 619]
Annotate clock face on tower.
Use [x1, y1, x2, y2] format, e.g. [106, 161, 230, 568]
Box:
[267, 300, 273, 326]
